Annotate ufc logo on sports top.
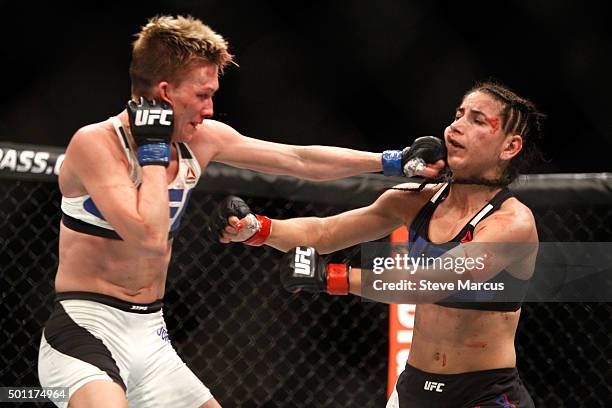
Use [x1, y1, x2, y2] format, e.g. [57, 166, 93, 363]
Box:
[134, 109, 172, 126]
[423, 381, 445, 392]
[294, 247, 313, 276]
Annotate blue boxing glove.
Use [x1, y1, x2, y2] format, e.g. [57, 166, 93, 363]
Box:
[382, 136, 447, 177]
[127, 97, 174, 167]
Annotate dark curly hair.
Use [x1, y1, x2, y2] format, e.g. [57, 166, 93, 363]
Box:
[465, 82, 546, 184]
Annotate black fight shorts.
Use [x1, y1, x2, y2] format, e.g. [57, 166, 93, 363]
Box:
[387, 363, 534, 408]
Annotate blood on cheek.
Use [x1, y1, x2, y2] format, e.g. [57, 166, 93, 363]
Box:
[484, 117, 500, 133]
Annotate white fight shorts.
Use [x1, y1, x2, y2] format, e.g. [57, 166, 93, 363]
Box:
[38, 292, 213, 408]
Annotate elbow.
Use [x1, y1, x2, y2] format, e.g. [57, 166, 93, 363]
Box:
[293, 168, 328, 182]
[120, 228, 169, 256]
[310, 222, 334, 254]
[316, 246, 335, 255]
[140, 236, 169, 256]
[304, 172, 330, 182]
[140, 225, 169, 255]
[292, 150, 329, 181]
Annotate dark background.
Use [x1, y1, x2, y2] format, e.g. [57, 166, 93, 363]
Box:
[1, 0, 610, 174]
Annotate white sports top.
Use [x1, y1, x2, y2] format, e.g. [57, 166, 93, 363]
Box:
[61, 116, 202, 239]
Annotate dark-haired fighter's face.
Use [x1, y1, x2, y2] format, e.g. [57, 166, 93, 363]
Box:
[444, 91, 512, 180]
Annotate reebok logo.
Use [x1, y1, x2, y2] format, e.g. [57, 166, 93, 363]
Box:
[294, 247, 313, 276]
[186, 167, 197, 183]
[424, 381, 444, 392]
[134, 109, 172, 126]
[460, 230, 473, 243]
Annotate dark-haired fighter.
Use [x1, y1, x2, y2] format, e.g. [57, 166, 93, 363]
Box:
[219, 82, 544, 407]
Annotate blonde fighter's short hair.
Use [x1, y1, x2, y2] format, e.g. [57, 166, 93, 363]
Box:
[129, 15, 235, 96]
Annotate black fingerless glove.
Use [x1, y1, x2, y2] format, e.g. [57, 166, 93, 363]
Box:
[208, 196, 253, 241]
[280, 247, 350, 295]
[382, 136, 447, 177]
[127, 97, 174, 167]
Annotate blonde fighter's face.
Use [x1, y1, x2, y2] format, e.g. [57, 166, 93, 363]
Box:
[164, 62, 219, 143]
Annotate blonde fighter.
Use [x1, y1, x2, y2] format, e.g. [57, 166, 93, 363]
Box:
[37, 15, 436, 408]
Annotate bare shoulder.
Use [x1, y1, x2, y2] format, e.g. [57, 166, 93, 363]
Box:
[68, 120, 121, 156]
[65, 120, 128, 170]
[189, 119, 240, 160]
[476, 196, 538, 242]
[196, 119, 239, 142]
[200, 118, 235, 132]
[61, 120, 125, 194]
[498, 197, 536, 227]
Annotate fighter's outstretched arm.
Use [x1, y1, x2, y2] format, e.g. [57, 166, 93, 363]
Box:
[213, 183, 432, 253]
[192, 120, 445, 180]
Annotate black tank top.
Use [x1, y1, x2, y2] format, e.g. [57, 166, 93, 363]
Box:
[408, 184, 529, 312]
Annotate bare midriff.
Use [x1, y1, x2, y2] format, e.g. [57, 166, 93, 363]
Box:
[55, 224, 172, 303]
[407, 303, 520, 373]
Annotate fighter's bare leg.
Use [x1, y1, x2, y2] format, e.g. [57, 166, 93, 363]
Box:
[199, 398, 222, 408]
[68, 380, 127, 408]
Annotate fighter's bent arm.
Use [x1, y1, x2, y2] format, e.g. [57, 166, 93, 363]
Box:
[344, 204, 538, 301]
[223, 186, 429, 253]
[265, 205, 401, 254]
[64, 126, 170, 254]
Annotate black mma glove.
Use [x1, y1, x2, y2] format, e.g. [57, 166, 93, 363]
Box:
[127, 97, 174, 167]
[280, 247, 350, 295]
[210, 196, 272, 246]
[382, 136, 447, 177]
